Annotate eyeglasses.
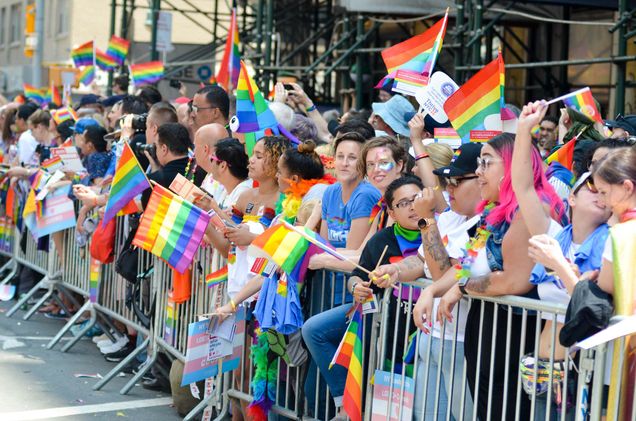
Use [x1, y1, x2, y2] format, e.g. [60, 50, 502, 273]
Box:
[476, 157, 502, 170]
[585, 179, 598, 194]
[394, 194, 419, 210]
[447, 175, 478, 187]
[191, 104, 217, 113]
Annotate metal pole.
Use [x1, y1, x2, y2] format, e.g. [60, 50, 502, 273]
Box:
[120, 0, 128, 39]
[615, 0, 627, 116]
[454, 0, 465, 81]
[472, 0, 483, 67]
[262, 0, 274, 90]
[355, 15, 364, 109]
[107, 0, 116, 95]
[32, 0, 44, 86]
[150, 0, 161, 61]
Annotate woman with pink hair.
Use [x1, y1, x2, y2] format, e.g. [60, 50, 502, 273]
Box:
[436, 132, 566, 421]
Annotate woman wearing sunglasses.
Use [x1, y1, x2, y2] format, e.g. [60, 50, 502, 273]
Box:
[512, 101, 611, 420]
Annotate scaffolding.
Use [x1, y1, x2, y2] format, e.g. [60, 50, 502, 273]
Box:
[108, 0, 636, 116]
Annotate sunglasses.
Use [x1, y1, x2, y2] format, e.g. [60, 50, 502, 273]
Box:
[585, 179, 598, 194]
[447, 175, 478, 187]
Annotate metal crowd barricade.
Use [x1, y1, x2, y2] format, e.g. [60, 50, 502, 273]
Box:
[0, 216, 18, 285]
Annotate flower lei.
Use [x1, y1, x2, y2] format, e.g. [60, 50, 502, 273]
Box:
[279, 177, 333, 222]
[455, 202, 496, 283]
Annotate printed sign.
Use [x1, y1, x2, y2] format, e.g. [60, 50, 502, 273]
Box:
[469, 130, 502, 143]
[371, 370, 415, 421]
[51, 146, 85, 173]
[35, 188, 76, 237]
[416, 71, 459, 123]
[434, 127, 462, 149]
[392, 70, 430, 97]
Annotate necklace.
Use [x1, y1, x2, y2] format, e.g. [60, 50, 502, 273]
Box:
[279, 178, 332, 222]
[455, 203, 495, 283]
[184, 157, 196, 182]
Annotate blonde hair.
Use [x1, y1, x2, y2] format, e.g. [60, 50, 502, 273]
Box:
[423, 143, 453, 170]
[296, 198, 321, 227]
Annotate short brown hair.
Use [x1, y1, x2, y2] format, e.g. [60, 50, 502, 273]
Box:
[357, 136, 407, 177]
[593, 146, 636, 187]
[27, 109, 51, 128]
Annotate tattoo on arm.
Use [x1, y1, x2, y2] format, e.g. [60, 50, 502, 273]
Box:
[422, 226, 451, 272]
[466, 274, 491, 294]
[399, 255, 422, 272]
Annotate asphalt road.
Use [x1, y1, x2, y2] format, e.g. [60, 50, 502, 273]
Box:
[0, 299, 182, 421]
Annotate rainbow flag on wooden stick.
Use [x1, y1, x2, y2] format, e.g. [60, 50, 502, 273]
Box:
[444, 54, 507, 142]
[23, 83, 44, 104]
[216, 8, 241, 89]
[102, 142, 151, 226]
[130, 61, 164, 86]
[71, 41, 94, 67]
[561, 87, 602, 123]
[205, 265, 228, 287]
[106, 35, 130, 66]
[330, 305, 364, 421]
[133, 184, 210, 273]
[376, 9, 448, 89]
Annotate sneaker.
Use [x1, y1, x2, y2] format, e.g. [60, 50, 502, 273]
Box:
[100, 335, 130, 354]
[92, 333, 110, 344]
[104, 342, 135, 363]
[44, 310, 68, 320]
[97, 334, 126, 349]
[70, 321, 103, 338]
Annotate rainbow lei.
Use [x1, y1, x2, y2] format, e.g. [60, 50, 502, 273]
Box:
[455, 202, 496, 283]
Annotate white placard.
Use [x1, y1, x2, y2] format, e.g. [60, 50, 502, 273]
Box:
[415, 71, 459, 124]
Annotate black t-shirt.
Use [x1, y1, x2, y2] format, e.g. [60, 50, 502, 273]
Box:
[352, 226, 418, 363]
[141, 156, 189, 209]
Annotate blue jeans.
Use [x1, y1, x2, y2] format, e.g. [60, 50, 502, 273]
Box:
[302, 303, 349, 407]
[414, 334, 473, 420]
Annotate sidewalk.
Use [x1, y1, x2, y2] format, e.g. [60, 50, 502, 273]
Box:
[0, 299, 182, 421]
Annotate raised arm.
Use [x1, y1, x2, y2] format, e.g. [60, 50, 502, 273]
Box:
[512, 101, 551, 236]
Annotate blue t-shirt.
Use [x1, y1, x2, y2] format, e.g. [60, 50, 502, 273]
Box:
[322, 181, 381, 248]
[84, 151, 114, 183]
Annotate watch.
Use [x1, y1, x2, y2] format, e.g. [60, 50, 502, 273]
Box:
[417, 217, 437, 230]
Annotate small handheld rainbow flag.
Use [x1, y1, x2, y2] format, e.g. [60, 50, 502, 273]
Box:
[71, 41, 95, 68]
[130, 61, 164, 86]
[106, 35, 130, 66]
[132, 184, 210, 273]
[41, 156, 63, 173]
[50, 84, 62, 106]
[96, 48, 117, 71]
[205, 265, 228, 287]
[330, 305, 364, 421]
[376, 9, 448, 90]
[545, 127, 586, 171]
[444, 54, 506, 142]
[52, 107, 77, 125]
[216, 7, 241, 89]
[23, 83, 44, 104]
[561, 87, 602, 123]
[234, 61, 298, 155]
[78, 66, 96, 86]
[103, 142, 151, 226]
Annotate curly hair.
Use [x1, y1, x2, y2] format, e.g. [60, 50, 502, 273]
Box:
[260, 135, 292, 178]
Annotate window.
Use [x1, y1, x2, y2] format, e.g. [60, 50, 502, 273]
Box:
[9, 3, 21, 44]
[56, 0, 68, 35]
[0, 8, 5, 46]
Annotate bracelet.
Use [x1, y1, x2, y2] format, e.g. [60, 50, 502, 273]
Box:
[415, 152, 430, 161]
[351, 282, 358, 294]
[305, 104, 317, 113]
[459, 283, 468, 295]
[229, 299, 237, 312]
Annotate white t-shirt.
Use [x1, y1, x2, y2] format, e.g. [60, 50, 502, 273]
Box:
[602, 236, 613, 263]
[17, 130, 39, 166]
[419, 210, 479, 342]
[221, 178, 253, 210]
[537, 240, 579, 323]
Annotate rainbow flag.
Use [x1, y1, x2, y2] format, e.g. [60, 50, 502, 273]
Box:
[561, 87, 602, 123]
[443, 55, 504, 142]
[205, 265, 228, 287]
[41, 156, 63, 172]
[235, 61, 298, 155]
[216, 8, 241, 89]
[50, 85, 62, 106]
[71, 41, 94, 67]
[132, 184, 210, 273]
[103, 142, 151, 226]
[106, 35, 130, 66]
[130, 61, 164, 86]
[52, 107, 77, 125]
[376, 10, 448, 89]
[330, 305, 364, 421]
[96, 48, 117, 71]
[78, 66, 96, 86]
[23, 83, 44, 104]
[546, 137, 576, 170]
[89, 258, 101, 303]
[498, 52, 516, 120]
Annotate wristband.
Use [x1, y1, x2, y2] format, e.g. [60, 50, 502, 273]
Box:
[305, 104, 317, 113]
[351, 282, 358, 294]
[415, 152, 430, 161]
[229, 299, 237, 312]
[459, 283, 468, 295]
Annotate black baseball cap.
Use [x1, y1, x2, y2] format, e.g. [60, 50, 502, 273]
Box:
[604, 115, 636, 135]
[432, 142, 483, 177]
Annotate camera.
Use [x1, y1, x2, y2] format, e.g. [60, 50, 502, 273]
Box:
[134, 143, 157, 162]
[131, 113, 148, 132]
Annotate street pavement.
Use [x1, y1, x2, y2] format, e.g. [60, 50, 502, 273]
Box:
[0, 299, 182, 421]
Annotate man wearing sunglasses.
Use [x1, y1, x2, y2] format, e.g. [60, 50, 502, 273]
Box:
[191, 85, 230, 133]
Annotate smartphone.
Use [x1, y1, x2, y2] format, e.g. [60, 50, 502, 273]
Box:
[283, 83, 294, 91]
[169, 79, 182, 89]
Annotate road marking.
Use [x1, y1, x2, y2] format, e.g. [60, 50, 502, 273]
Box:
[0, 335, 72, 341]
[0, 397, 173, 420]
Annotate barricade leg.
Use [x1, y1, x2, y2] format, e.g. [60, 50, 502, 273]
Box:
[5, 276, 50, 318]
[185, 375, 227, 421]
[0, 259, 16, 284]
[46, 301, 92, 349]
[120, 335, 157, 395]
[93, 335, 151, 391]
[22, 281, 57, 321]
